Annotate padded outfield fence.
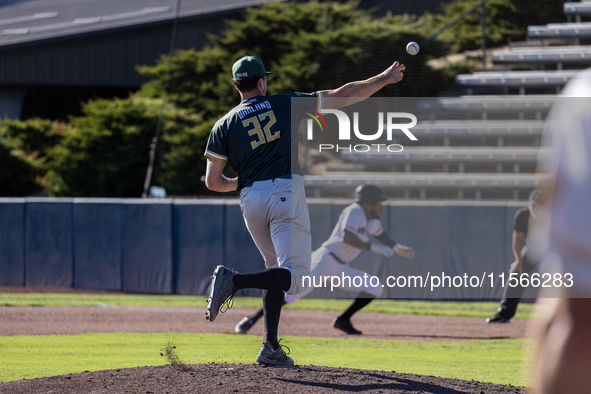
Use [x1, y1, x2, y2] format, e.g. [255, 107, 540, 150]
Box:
[0, 198, 526, 299]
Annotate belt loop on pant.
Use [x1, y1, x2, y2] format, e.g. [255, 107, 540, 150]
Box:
[273, 174, 292, 183]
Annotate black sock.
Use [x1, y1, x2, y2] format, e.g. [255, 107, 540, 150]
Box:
[263, 290, 284, 348]
[233, 268, 291, 292]
[248, 300, 286, 323]
[338, 293, 375, 321]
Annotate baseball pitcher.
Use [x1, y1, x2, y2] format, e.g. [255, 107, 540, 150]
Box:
[204, 55, 405, 366]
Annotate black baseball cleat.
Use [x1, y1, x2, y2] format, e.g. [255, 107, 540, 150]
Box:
[332, 317, 362, 335]
[206, 265, 238, 322]
[235, 317, 255, 334]
[486, 313, 510, 323]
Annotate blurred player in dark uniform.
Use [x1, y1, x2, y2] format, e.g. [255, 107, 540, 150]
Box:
[204, 55, 405, 366]
[486, 189, 540, 323]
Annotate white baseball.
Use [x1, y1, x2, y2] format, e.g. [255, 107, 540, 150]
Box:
[406, 42, 419, 56]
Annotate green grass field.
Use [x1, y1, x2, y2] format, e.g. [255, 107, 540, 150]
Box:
[0, 333, 532, 386]
[0, 293, 534, 386]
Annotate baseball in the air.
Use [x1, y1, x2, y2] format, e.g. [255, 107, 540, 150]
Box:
[406, 42, 420, 56]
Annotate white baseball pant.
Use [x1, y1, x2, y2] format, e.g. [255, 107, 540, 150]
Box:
[239, 174, 311, 295]
[284, 246, 384, 303]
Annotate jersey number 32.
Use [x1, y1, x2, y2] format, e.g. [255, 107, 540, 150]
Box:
[242, 110, 278, 149]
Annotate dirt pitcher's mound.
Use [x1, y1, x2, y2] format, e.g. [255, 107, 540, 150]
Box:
[0, 364, 530, 394]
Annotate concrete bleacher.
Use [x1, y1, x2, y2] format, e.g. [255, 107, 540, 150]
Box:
[417, 95, 554, 120]
[342, 147, 546, 169]
[528, 22, 591, 39]
[303, 1, 586, 201]
[492, 46, 591, 67]
[411, 121, 544, 137]
[564, 1, 591, 22]
[406, 120, 544, 147]
[456, 3, 591, 95]
[304, 173, 549, 200]
[418, 95, 554, 111]
[455, 70, 579, 92]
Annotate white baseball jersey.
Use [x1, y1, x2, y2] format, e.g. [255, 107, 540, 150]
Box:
[541, 68, 591, 294]
[320, 202, 384, 264]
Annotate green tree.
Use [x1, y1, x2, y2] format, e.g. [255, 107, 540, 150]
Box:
[132, 1, 456, 197]
[138, 1, 454, 113]
[9, 1, 501, 197]
[45, 96, 204, 197]
[0, 118, 65, 156]
[0, 142, 40, 196]
[0, 118, 64, 196]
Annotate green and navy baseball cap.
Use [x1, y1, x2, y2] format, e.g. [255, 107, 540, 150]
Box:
[232, 55, 271, 79]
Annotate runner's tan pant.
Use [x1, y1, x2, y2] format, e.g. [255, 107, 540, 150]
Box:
[239, 175, 311, 295]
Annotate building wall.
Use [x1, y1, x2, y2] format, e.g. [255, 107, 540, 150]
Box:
[0, 13, 237, 118]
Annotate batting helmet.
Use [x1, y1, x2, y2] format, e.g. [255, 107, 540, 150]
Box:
[355, 184, 387, 205]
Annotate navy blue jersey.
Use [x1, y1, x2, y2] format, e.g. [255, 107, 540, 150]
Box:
[513, 207, 530, 237]
[205, 92, 321, 191]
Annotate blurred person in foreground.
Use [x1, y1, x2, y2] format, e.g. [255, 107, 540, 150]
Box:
[534, 68, 591, 393]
